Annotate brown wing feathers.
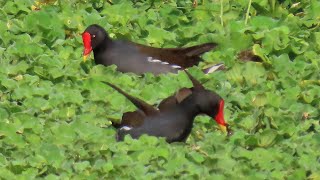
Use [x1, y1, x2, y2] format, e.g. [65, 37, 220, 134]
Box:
[134, 42, 217, 68]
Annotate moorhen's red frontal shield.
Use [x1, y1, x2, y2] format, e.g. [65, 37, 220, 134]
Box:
[82, 32, 92, 61]
[215, 100, 227, 132]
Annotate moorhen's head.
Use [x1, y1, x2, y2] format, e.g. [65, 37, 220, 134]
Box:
[184, 71, 229, 134]
[193, 89, 227, 131]
[82, 24, 108, 61]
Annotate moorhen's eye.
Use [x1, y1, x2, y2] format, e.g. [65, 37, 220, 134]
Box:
[92, 35, 96, 38]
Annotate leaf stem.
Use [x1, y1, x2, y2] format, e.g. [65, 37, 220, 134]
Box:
[245, 0, 252, 25]
[220, 0, 223, 26]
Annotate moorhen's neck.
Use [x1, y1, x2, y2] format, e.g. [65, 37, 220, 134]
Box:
[177, 94, 201, 120]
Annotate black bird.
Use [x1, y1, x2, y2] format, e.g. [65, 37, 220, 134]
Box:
[82, 24, 221, 75]
[105, 71, 229, 143]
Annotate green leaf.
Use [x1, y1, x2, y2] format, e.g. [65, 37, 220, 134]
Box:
[0, 153, 7, 166]
[6, 61, 29, 75]
[252, 94, 267, 107]
[50, 123, 76, 145]
[290, 37, 309, 54]
[250, 16, 278, 29]
[74, 161, 90, 172]
[145, 25, 176, 45]
[287, 168, 306, 180]
[257, 129, 278, 147]
[38, 143, 65, 168]
[226, 64, 244, 84]
[252, 44, 271, 64]
[242, 62, 266, 86]
[266, 92, 281, 108]
[3, 2, 19, 15]
[0, 108, 9, 120]
[0, 168, 16, 179]
[189, 151, 205, 163]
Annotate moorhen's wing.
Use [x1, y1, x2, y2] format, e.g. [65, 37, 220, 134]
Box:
[98, 41, 180, 75]
[158, 88, 193, 111]
[175, 88, 193, 103]
[133, 42, 217, 68]
[112, 110, 146, 128]
[115, 87, 192, 127]
[157, 96, 177, 112]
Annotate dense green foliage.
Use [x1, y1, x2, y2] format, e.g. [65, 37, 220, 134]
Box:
[0, 0, 319, 179]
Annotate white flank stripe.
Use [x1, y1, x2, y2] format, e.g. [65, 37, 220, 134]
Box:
[147, 57, 153, 62]
[171, 65, 182, 69]
[146, 57, 181, 70]
[151, 59, 162, 63]
[120, 126, 132, 131]
[147, 57, 162, 63]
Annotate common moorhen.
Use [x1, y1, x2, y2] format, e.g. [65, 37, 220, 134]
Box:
[105, 71, 229, 143]
[82, 24, 220, 75]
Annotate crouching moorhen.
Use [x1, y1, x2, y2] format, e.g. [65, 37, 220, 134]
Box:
[104, 71, 230, 143]
[82, 24, 220, 75]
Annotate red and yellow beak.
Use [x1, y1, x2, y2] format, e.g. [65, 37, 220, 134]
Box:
[82, 32, 92, 62]
[214, 100, 228, 133]
[218, 124, 227, 133]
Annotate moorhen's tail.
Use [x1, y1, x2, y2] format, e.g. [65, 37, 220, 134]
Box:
[202, 63, 225, 74]
[178, 43, 218, 67]
[103, 82, 159, 116]
[135, 42, 217, 68]
[176, 43, 218, 68]
[237, 49, 263, 62]
[183, 43, 217, 57]
[184, 70, 205, 90]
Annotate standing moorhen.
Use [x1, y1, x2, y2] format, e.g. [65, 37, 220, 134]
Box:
[105, 71, 229, 143]
[82, 24, 221, 75]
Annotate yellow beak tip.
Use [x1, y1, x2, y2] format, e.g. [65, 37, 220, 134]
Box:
[83, 55, 88, 62]
[219, 124, 227, 133]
